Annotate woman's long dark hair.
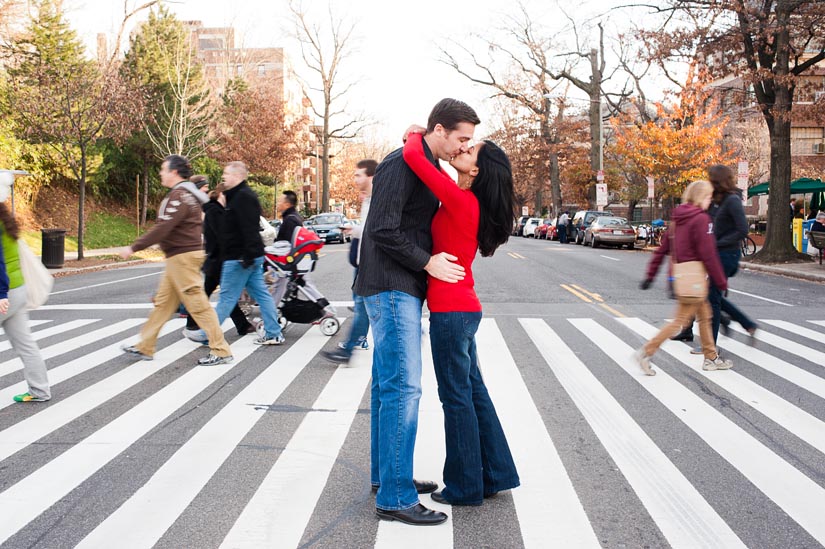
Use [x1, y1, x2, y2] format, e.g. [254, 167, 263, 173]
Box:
[708, 164, 737, 203]
[471, 141, 516, 257]
[0, 203, 19, 240]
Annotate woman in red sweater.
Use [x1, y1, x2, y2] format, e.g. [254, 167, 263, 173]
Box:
[402, 130, 520, 506]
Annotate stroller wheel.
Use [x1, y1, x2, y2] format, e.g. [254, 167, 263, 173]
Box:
[318, 316, 340, 336]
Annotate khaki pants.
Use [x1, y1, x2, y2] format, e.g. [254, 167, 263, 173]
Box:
[135, 250, 230, 358]
[644, 298, 717, 359]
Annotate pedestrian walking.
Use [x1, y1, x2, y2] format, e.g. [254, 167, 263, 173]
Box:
[636, 180, 732, 375]
[0, 202, 51, 403]
[275, 190, 303, 242]
[182, 184, 254, 340]
[320, 159, 376, 365]
[184, 161, 284, 346]
[354, 98, 475, 526]
[402, 127, 520, 506]
[119, 154, 233, 366]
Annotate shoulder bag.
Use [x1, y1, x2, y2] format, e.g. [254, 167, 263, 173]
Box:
[670, 223, 708, 303]
[17, 239, 54, 309]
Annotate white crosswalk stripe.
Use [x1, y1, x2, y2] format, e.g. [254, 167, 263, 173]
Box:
[0, 312, 824, 548]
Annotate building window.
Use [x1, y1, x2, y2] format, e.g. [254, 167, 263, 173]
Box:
[791, 127, 825, 155]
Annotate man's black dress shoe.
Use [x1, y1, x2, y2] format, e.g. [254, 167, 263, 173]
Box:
[375, 503, 447, 525]
[371, 479, 438, 494]
[670, 329, 694, 342]
[320, 349, 351, 364]
[430, 491, 482, 506]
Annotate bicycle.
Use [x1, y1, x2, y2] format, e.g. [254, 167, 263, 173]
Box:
[741, 235, 757, 257]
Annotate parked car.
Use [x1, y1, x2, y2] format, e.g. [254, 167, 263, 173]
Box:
[583, 216, 637, 249]
[545, 217, 558, 240]
[535, 218, 555, 240]
[571, 210, 614, 244]
[305, 213, 351, 244]
[522, 217, 543, 238]
[513, 215, 531, 236]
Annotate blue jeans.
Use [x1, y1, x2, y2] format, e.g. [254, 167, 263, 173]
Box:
[429, 312, 520, 504]
[363, 291, 423, 511]
[216, 258, 282, 340]
[341, 270, 370, 356]
[709, 249, 757, 342]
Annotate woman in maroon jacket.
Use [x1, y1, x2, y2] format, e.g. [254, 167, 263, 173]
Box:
[636, 180, 732, 375]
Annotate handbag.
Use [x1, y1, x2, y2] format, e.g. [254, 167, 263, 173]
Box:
[17, 239, 54, 309]
[669, 224, 708, 302]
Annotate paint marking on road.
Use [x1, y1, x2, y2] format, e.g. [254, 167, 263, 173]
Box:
[620, 318, 825, 456]
[544, 246, 572, 251]
[523, 319, 744, 548]
[560, 284, 592, 303]
[0, 320, 50, 337]
[728, 324, 825, 367]
[727, 288, 792, 307]
[40, 304, 156, 310]
[760, 320, 825, 344]
[570, 285, 604, 302]
[807, 320, 825, 329]
[0, 319, 98, 353]
[599, 303, 626, 318]
[573, 319, 825, 544]
[507, 252, 526, 259]
[49, 271, 162, 295]
[599, 255, 620, 262]
[79, 325, 345, 549]
[480, 319, 600, 548]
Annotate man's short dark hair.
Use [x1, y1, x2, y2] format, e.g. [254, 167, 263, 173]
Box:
[426, 98, 480, 133]
[283, 190, 298, 207]
[356, 159, 378, 177]
[164, 154, 193, 180]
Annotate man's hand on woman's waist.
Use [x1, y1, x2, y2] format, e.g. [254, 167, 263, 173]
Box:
[425, 252, 465, 283]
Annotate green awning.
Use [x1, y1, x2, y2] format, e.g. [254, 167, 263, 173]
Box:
[748, 177, 825, 196]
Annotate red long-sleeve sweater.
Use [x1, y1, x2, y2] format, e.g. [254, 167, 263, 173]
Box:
[402, 133, 481, 312]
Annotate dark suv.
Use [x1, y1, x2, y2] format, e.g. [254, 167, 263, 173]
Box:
[571, 210, 613, 244]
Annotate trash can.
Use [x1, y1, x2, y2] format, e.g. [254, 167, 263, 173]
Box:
[41, 228, 66, 268]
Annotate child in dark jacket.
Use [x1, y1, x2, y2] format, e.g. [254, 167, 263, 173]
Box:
[636, 180, 732, 375]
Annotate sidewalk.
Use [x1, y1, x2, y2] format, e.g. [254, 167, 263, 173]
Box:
[45, 246, 163, 277]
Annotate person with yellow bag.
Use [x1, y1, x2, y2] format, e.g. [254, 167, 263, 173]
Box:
[0, 201, 51, 402]
[635, 180, 732, 376]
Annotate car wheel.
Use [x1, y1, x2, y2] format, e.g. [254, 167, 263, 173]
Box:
[592, 236, 600, 248]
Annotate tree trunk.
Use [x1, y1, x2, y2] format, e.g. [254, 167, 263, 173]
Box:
[627, 198, 638, 221]
[549, 150, 561, 215]
[78, 146, 86, 261]
[534, 186, 542, 217]
[587, 48, 601, 211]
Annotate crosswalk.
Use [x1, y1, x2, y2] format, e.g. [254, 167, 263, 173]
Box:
[0, 311, 824, 548]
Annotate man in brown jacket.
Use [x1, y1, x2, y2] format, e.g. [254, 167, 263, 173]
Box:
[118, 154, 232, 366]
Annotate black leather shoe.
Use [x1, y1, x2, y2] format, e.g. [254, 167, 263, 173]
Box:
[375, 503, 447, 525]
[371, 479, 438, 494]
[320, 349, 351, 364]
[670, 329, 694, 342]
[431, 491, 482, 506]
[237, 323, 255, 336]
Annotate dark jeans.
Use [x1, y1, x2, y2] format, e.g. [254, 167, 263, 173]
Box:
[429, 312, 520, 504]
[557, 224, 568, 243]
[186, 269, 251, 334]
[708, 249, 757, 342]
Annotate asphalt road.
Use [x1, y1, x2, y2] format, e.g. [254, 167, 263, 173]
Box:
[0, 236, 824, 549]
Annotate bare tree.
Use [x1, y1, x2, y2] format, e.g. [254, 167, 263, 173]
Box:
[289, 0, 366, 213]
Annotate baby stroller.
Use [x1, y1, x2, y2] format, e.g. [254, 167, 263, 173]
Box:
[256, 226, 340, 336]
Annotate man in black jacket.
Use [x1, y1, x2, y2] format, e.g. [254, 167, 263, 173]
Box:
[187, 161, 284, 346]
[354, 99, 476, 526]
[276, 190, 303, 242]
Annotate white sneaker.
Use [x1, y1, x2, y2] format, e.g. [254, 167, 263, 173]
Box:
[633, 347, 656, 376]
[254, 334, 285, 345]
[197, 354, 233, 366]
[703, 355, 733, 371]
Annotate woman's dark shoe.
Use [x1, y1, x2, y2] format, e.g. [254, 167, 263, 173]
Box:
[670, 328, 694, 342]
[375, 503, 448, 525]
[371, 479, 438, 494]
[237, 324, 255, 336]
[430, 491, 482, 506]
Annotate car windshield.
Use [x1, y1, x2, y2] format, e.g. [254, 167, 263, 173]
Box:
[313, 215, 342, 225]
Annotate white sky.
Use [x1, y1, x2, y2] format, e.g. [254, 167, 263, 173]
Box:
[65, 0, 663, 145]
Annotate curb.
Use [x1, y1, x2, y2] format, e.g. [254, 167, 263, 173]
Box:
[739, 261, 825, 284]
[48, 258, 163, 278]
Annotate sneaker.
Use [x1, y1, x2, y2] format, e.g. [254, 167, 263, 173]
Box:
[13, 392, 49, 402]
[746, 325, 758, 346]
[338, 336, 369, 351]
[254, 334, 285, 345]
[197, 354, 234, 366]
[720, 314, 731, 336]
[633, 347, 656, 376]
[182, 328, 208, 344]
[703, 355, 733, 371]
[121, 344, 152, 361]
[321, 349, 352, 364]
